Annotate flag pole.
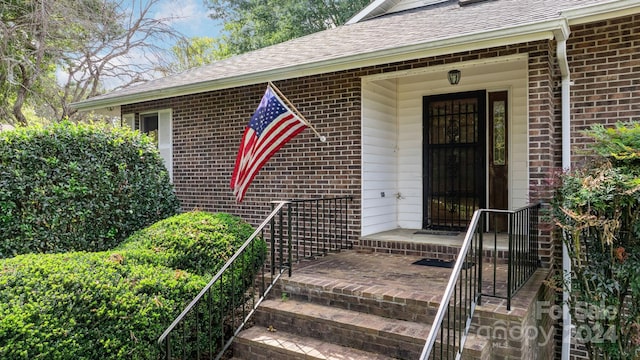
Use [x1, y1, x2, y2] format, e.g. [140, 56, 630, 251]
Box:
[268, 81, 327, 142]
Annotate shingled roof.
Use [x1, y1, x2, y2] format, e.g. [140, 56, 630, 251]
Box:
[74, 0, 636, 110]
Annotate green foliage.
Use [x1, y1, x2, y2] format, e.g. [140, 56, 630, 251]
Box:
[120, 211, 262, 277]
[144, 213, 267, 358]
[0, 252, 206, 359]
[205, 0, 371, 56]
[0, 211, 266, 359]
[0, 122, 180, 258]
[585, 122, 640, 163]
[552, 121, 640, 359]
[160, 36, 228, 74]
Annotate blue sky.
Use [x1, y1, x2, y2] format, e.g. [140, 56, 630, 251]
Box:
[70, 1, 224, 90]
[152, 0, 223, 44]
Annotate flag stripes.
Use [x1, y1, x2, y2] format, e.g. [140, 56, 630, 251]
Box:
[231, 86, 308, 202]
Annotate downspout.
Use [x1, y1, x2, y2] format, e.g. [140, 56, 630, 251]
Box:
[555, 22, 572, 360]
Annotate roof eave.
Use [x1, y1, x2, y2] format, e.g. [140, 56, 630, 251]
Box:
[73, 18, 569, 112]
[346, 0, 393, 24]
[562, 0, 640, 25]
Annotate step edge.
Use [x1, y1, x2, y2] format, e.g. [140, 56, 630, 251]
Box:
[257, 299, 431, 343]
[235, 327, 395, 360]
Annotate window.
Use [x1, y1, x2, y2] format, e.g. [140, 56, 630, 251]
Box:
[141, 113, 159, 145]
[122, 110, 173, 181]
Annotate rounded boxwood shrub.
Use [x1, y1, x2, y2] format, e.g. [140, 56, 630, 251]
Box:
[0, 251, 207, 359]
[0, 211, 266, 359]
[120, 211, 263, 276]
[0, 122, 180, 258]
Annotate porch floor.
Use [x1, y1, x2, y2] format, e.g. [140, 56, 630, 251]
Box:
[288, 249, 547, 318]
[360, 228, 509, 251]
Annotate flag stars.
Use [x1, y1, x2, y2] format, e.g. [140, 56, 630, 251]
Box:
[250, 95, 287, 136]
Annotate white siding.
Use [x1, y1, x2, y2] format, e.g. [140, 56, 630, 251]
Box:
[394, 58, 529, 229]
[506, 78, 529, 210]
[361, 55, 529, 234]
[361, 79, 398, 235]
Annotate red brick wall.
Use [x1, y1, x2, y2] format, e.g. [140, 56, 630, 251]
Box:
[568, 14, 640, 168]
[122, 40, 561, 252]
[526, 39, 561, 270]
[123, 76, 363, 237]
[562, 14, 640, 360]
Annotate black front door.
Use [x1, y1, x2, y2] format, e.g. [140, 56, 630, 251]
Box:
[423, 91, 486, 230]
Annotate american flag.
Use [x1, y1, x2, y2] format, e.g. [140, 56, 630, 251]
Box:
[230, 86, 308, 202]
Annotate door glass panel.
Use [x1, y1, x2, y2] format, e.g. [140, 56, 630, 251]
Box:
[489, 91, 509, 231]
[493, 100, 506, 166]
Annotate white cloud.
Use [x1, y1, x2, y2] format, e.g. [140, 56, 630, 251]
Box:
[154, 0, 220, 39]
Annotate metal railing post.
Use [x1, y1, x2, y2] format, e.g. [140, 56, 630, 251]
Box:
[278, 206, 284, 272]
[287, 203, 293, 277]
[507, 211, 513, 311]
[270, 203, 276, 277]
[420, 203, 541, 359]
[477, 211, 483, 306]
[293, 202, 299, 264]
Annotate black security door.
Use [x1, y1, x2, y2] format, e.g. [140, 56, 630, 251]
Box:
[423, 91, 486, 230]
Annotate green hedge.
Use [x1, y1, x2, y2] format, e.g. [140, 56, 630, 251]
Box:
[0, 252, 207, 359]
[0, 211, 266, 359]
[0, 122, 180, 258]
[120, 211, 260, 277]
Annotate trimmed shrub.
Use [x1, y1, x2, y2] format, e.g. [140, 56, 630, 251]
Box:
[0, 251, 207, 359]
[120, 211, 263, 276]
[0, 122, 180, 258]
[0, 211, 266, 359]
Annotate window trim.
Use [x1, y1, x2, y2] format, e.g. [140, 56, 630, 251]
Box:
[123, 109, 173, 181]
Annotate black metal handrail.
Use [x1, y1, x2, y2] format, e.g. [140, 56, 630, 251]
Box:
[286, 196, 353, 261]
[157, 196, 353, 360]
[481, 203, 541, 309]
[420, 203, 541, 359]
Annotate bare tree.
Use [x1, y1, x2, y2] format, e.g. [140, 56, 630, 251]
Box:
[0, 0, 51, 125]
[0, 0, 182, 125]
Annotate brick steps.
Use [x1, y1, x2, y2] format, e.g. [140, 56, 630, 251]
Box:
[232, 251, 497, 359]
[356, 239, 510, 263]
[255, 299, 429, 358]
[235, 298, 490, 360]
[272, 274, 440, 324]
[234, 326, 394, 360]
[229, 248, 550, 359]
[356, 229, 511, 263]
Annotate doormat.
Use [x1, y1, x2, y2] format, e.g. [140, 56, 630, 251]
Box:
[412, 258, 474, 269]
[414, 230, 460, 236]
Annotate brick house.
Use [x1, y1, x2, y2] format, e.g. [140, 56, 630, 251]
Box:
[74, 0, 640, 358]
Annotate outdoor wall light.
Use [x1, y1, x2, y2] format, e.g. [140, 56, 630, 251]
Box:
[448, 69, 461, 85]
